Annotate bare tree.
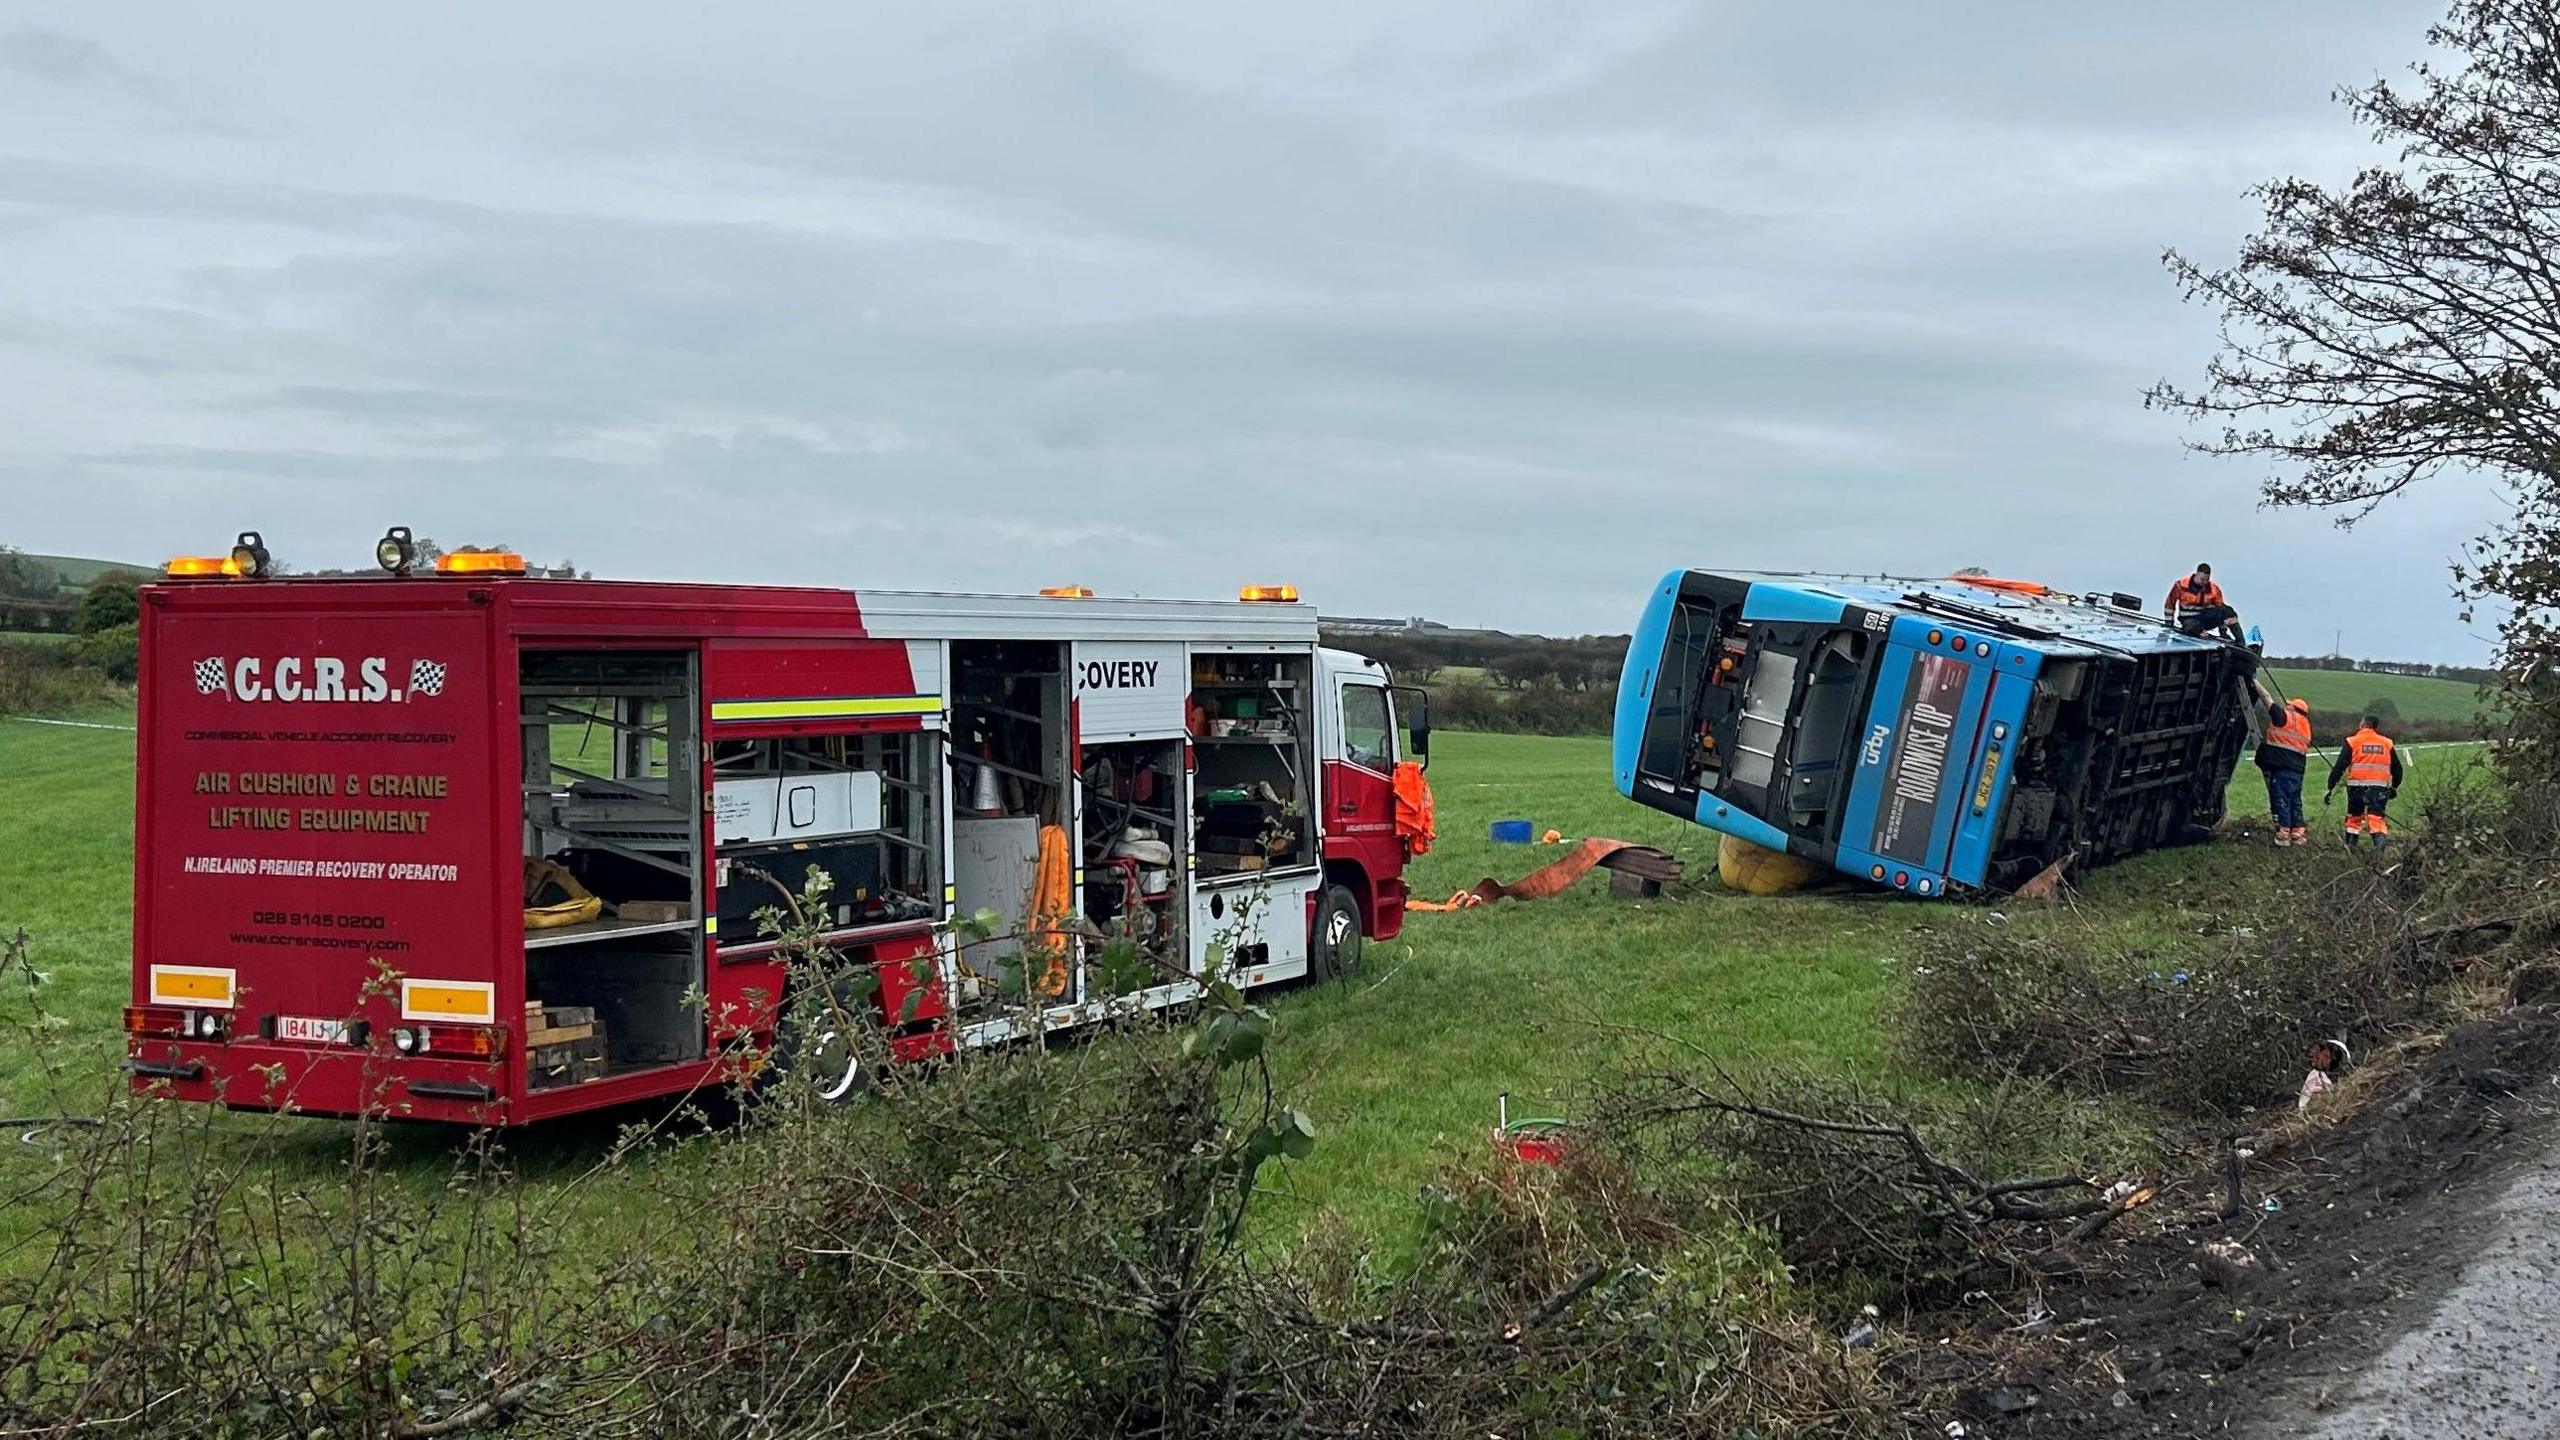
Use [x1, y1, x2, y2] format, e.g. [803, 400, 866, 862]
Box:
[2149, 0, 2560, 679]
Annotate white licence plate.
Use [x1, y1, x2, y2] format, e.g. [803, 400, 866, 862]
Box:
[277, 1016, 351, 1045]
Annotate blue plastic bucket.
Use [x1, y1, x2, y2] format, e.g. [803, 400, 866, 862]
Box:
[1489, 819, 1534, 844]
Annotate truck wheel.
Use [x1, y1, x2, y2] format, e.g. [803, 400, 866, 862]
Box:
[1310, 885, 1364, 983]
[770, 984, 879, 1103]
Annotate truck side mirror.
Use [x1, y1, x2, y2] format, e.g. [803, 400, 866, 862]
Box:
[1394, 685, 1431, 771]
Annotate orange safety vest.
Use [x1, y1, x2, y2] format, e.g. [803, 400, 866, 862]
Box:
[2167, 576, 2224, 611]
[2266, 703, 2311, 755]
[2344, 728, 2395, 786]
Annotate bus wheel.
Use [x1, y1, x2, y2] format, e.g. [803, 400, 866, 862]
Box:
[1311, 885, 1364, 983]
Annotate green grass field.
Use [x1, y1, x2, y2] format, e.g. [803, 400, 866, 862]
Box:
[0, 705, 2493, 1258]
[2260, 667, 2483, 726]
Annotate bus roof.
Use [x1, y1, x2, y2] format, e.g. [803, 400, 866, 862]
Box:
[1706, 570, 2231, 659]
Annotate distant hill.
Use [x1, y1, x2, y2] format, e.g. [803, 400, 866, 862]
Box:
[1, 553, 152, 636]
[2263, 666, 2483, 728]
[21, 554, 152, 592]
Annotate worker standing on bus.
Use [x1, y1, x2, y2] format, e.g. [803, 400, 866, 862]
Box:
[2326, 715, 2404, 852]
[2252, 679, 2313, 846]
[2165, 563, 2241, 640]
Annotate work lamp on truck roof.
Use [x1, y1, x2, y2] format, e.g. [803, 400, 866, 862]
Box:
[375, 525, 418, 576]
[227, 531, 271, 579]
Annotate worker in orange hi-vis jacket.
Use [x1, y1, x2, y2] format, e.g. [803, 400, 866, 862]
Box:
[2326, 715, 2405, 854]
[2164, 562, 2241, 640]
[2250, 676, 2313, 847]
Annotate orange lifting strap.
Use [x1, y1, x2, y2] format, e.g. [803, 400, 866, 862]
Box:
[1949, 575, 2051, 597]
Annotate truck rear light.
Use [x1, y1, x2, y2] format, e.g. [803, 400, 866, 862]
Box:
[392, 1024, 504, 1058]
[124, 1006, 231, 1041]
[124, 1005, 188, 1038]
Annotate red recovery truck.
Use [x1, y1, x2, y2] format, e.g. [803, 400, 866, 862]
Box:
[125, 544, 1429, 1124]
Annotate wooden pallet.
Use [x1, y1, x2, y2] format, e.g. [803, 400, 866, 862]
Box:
[524, 1003, 610, 1088]
[1597, 845, 1683, 899]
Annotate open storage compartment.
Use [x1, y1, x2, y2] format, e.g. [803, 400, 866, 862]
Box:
[709, 731, 943, 941]
[1079, 737, 1185, 984]
[1189, 651, 1317, 884]
[949, 640, 1074, 1009]
[517, 648, 706, 1080]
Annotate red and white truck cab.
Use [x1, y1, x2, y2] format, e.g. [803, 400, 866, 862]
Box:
[124, 546, 1428, 1125]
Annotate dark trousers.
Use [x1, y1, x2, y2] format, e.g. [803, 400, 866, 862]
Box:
[2175, 603, 2237, 636]
[2264, 768, 2304, 829]
[2344, 785, 2392, 835]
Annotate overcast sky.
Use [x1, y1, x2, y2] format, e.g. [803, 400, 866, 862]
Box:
[0, 1, 2508, 660]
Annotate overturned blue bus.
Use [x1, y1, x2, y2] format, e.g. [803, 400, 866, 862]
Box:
[1613, 571, 2259, 896]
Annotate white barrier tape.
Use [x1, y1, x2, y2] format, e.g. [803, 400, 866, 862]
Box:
[6, 716, 136, 731]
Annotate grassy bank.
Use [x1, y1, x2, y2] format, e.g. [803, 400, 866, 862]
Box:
[0, 708, 2493, 1260]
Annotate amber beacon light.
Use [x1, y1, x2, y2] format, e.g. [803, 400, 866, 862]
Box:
[434, 550, 528, 576]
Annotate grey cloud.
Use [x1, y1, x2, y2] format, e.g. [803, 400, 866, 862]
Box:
[1, 27, 136, 87]
[0, 1, 2499, 657]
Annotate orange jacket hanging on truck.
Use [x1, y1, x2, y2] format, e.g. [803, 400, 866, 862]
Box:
[1393, 760, 1436, 857]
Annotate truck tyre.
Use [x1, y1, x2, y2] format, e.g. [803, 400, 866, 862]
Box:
[769, 980, 880, 1103]
[1310, 884, 1365, 983]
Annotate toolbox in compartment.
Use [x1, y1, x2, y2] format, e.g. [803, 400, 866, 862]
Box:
[716, 837, 886, 929]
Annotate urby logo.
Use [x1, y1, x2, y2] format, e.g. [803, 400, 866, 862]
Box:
[192, 656, 446, 704]
[1860, 722, 1893, 768]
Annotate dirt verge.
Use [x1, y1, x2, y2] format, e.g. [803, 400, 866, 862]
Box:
[1914, 1005, 2560, 1438]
